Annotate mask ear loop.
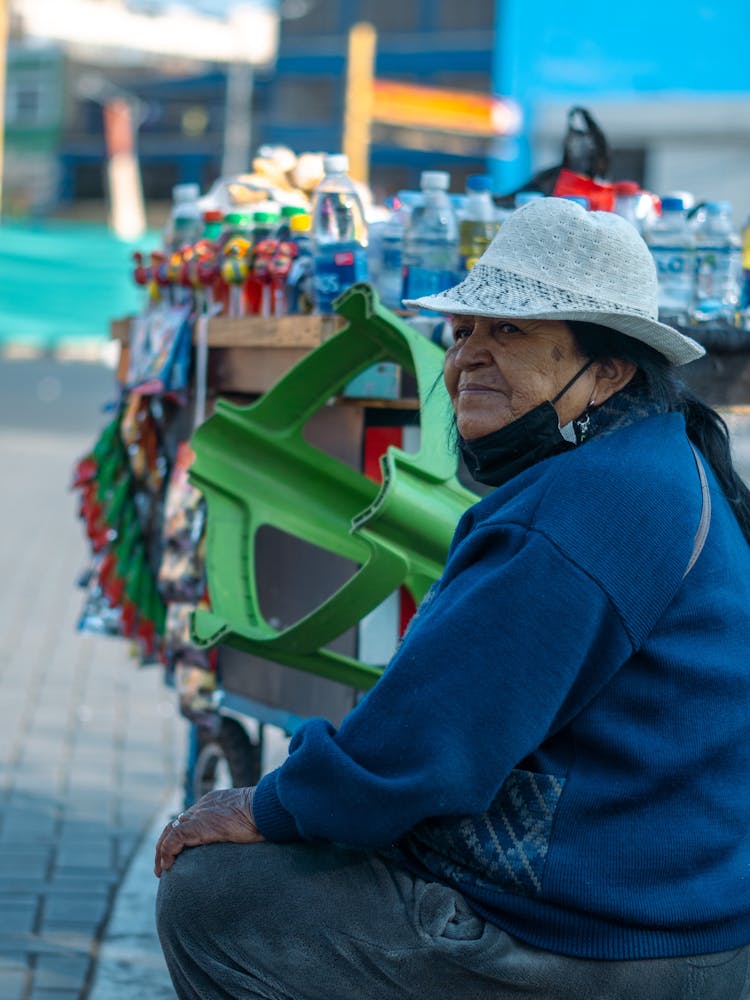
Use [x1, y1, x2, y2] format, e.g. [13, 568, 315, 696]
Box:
[550, 358, 596, 406]
[550, 358, 597, 441]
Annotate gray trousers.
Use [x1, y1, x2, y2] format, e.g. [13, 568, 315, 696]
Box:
[156, 841, 750, 1000]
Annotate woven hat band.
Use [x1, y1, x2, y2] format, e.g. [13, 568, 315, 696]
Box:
[440, 263, 658, 322]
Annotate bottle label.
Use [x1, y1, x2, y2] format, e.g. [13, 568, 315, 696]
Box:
[382, 245, 402, 270]
[313, 245, 369, 312]
[404, 266, 457, 303]
[694, 245, 742, 319]
[649, 247, 694, 317]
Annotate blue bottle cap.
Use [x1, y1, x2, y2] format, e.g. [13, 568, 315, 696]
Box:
[660, 196, 685, 212]
[466, 174, 493, 192]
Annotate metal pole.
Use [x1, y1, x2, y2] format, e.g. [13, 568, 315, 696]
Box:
[0, 0, 9, 217]
[222, 61, 254, 178]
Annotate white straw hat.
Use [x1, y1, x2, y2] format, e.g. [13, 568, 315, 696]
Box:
[403, 196, 705, 366]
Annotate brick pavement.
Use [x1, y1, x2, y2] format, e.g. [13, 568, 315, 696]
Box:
[0, 423, 186, 999]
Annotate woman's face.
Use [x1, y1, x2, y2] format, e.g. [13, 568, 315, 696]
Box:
[443, 315, 593, 441]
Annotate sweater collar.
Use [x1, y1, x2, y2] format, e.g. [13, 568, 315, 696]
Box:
[578, 374, 670, 445]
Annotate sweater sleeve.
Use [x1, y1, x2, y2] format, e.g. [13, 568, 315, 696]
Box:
[252, 520, 634, 846]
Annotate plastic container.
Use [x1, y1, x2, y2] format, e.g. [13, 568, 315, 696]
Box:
[402, 170, 459, 306]
[612, 181, 642, 231]
[165, 183, 203, 251]
[375, 198, 411, 311]
[691, 201, 742, 325]
[181, 209, 224, 301]
[645, 196, 695, 326]
[276, 204, 307, 243]
[311, 154, 369, 314]
[219, 211, 254, 247]
[253, 208, 280, 245]
[286, 213, 315, 315]
[219, 212, 255, 318]
[201, 209, 224, 243]
[458, 174, 500, 277]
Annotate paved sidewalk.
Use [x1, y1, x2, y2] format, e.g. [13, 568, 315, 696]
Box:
[0, 410, 186, 999]
[88, 805, 178, 999]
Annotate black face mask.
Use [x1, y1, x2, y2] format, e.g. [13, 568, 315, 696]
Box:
[458, 361, 594, 488]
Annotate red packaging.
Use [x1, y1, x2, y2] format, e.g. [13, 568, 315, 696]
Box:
[552, 168, 615, 212]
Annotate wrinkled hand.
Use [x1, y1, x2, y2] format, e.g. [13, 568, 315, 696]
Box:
[154, 786, 264, 877]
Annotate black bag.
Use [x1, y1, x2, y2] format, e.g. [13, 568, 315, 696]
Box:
[496, 106, 610, 206]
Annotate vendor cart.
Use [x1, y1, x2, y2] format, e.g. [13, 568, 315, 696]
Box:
[97, 294, 750, 808]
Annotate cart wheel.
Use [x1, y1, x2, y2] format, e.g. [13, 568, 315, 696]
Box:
[192, 718, 262, 801]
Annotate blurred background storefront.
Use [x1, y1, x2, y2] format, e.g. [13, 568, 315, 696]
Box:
[2, 0, 748, 225]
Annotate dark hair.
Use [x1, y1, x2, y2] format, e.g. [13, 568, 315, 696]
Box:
[568, 321, 750, 545]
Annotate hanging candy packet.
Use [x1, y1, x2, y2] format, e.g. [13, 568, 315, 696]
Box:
[158, 441, 206, 604]
[120, 395, 167, 494]
[126, 301, 193, 396]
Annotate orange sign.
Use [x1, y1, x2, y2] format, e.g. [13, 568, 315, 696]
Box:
[372, 80, 520, 137]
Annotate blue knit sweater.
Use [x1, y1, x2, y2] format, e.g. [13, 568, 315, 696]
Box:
[252, 408, 750, 960]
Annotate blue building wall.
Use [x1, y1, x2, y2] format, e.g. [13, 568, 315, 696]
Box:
[492, 0, 750, 191]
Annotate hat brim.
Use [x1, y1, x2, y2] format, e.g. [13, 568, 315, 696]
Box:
[402, 291, 705, 367]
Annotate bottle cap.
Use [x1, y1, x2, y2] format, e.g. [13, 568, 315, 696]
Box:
[663, 190, 694, 210]
[660, 196, 685, 212]
[466, 174, 493, 192]
[323, 154, 349, 174]
[253, 210, 280, 224]
[281, 205, 307, 218]
[224, 212, 253, 227]
[202, 209, 224, 222]
[613, 180, 640, 196]
[172, 183, 201, 202]
[290, 213, 312, 233]
[420, 171, 450, 191]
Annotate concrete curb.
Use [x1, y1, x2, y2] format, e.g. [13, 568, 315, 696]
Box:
[0, 340, 119, 366]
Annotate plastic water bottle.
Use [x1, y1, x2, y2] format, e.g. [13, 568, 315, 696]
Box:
[165, 183, 203, 251]
[402, 170, 459, 304]
[458, 174, 500, 277]
[311, 154, 369, 314]
[286, 213, 315, 315]
[645, 196, 694, 326]
[691, 201, 742, 325]
[276, 204, 307, 243]
[373, 198, 411, 311]
[612, 181, 642, 232]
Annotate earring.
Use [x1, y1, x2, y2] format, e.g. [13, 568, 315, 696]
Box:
[574, 398, 597, 442]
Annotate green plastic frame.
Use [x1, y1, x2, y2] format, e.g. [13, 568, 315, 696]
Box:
[189, 284, 476, 690]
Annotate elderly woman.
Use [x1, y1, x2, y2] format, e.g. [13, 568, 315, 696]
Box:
[155, 198, 750, 999]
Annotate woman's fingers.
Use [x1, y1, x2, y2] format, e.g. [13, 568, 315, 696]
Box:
[154, 787, 263, 876]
